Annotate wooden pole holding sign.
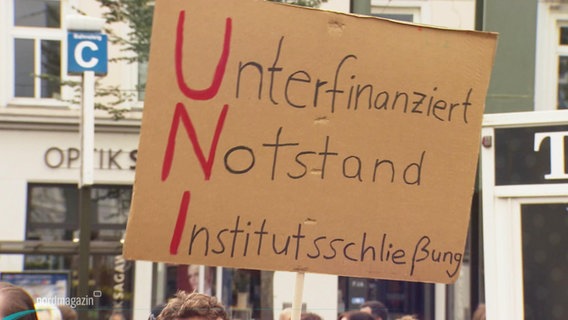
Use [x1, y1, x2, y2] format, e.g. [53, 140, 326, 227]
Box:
[291, 272, 305, 320]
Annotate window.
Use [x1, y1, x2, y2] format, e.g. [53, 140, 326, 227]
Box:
[371, 1, 423, 23]
[558, 25, 568, 109]
[521, 203, 568, 319]
[25, 184, 132, 271]
[26, 184, 132, 249]
[12, 0, 63, 100]
[534, 5, 568, 111]
[14, 0, 61, 28]
[25, 183, 134, 319]
[371, 13, 414, 22]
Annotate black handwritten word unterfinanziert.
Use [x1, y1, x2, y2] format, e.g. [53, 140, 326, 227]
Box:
[235, 36, 474, 123]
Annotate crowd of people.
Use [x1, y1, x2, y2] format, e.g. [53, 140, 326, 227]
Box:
[1, 280, 484, 320]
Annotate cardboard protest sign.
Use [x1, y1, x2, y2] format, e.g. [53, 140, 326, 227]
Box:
[123, 0, 497, 283]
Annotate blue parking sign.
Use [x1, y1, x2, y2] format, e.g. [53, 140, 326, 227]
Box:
[67, 32, 108, 75]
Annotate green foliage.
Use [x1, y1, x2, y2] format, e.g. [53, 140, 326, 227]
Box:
[39, 74, 135, 120]
[96, 0, 154, 63]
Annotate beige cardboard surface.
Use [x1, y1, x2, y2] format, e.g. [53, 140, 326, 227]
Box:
[123, 0, 497, 284]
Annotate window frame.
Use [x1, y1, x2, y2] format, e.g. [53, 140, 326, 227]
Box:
[26, 183, 133, 243]
[370, 0, 430, 24]
[535, 3, 568, 111]
[7, 0, 71, 108]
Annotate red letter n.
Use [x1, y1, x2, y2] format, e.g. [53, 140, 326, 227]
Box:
[162, 103, 229, 181]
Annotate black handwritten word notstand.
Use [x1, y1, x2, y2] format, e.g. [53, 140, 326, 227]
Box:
[291, 271, 305, 320]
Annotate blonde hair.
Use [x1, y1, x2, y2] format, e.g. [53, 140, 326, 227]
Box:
[157, 291, 228, 320]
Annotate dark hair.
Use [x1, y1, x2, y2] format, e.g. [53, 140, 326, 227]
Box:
[0, 282, 38, 320]
[361, 300, 389, 320]
[157, 291, 228, 320]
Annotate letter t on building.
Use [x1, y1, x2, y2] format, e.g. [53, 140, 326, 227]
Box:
[534, 131, 568, 180]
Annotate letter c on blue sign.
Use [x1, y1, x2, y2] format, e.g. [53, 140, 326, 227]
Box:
[75, 41, 99, 69]
[67, 32, 107, 75]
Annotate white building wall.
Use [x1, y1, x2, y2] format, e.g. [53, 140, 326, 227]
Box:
[0, 178, 27, 271]
[370, 0, 475, 29]
[0, 127, 137, 183]
[430, 0, 475, 30]
[320, 0, 351, 13]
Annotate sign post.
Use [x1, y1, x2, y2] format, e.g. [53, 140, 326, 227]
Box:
[66, 14, 107, 307]
[292, 272, 305, 320]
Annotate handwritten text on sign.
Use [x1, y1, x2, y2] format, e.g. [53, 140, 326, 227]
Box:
[123, 0, 497, 284]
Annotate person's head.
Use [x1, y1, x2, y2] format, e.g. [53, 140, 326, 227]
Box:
[301, 312, 323, 320]
[279, 308, 292, 320]
[157, 291, 228, 320]
[187, 265, 212, 294]
[0, 282, 38, 320]
[57, 305, 77, 320]
[396, 315, 418, 320]
[342, 311, 376, 320]
[187, 265, 200, 291]
[360, 300, 388, 320]
[108, 311, 126, 320]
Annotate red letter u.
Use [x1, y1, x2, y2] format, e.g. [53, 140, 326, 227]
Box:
[175, 10, 232, 100]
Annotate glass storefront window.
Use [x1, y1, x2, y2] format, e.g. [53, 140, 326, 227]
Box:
[338, 277, 434, 320]
[27, 184, 131, 242]
[25, 183, 133, 320]
[522, 203, 568, 320]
